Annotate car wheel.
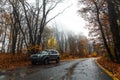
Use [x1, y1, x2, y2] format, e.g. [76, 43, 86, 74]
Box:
[44, 58, 49, 65]
[56, 58, 60, 63]
[31, 61, 36, 65]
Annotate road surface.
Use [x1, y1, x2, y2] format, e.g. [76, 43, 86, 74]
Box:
[0, 58, 113, 80]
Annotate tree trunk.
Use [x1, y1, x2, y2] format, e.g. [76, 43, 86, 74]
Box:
[107, 0, 120, 63]
[94, 1, 114, 61]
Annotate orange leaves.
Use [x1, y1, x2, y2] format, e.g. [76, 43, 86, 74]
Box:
[97, 57, 120, 79]
[60, 52, 81, 60]
[101, 13, 109, 26]
[2, 12, 11, 25]
[27, 44, 42, 51]
[0, 53, 30, 70]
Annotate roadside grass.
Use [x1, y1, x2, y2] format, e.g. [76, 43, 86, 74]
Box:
[0, 53, 82, 70]
[97, 57, 120, 79]
[0, 52, 96, 70]
[60, 53, 83, 60]
[0, 53, 30, 70]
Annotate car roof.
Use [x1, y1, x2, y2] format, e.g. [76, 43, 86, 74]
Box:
[45, 49, 58, 52]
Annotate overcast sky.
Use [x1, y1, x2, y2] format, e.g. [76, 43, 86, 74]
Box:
[28, 0, 89, 37]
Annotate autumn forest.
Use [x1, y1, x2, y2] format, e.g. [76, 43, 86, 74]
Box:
[0, 0, 120, 79]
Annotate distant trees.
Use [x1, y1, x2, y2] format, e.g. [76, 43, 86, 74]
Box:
[41, 27, 53, 50]
[78, 0, 120, 63]
[0, 0, 92, 58]
[52, 25, 90, 56]
[0, 0, 66, 54]
[67, 33, 90, 56]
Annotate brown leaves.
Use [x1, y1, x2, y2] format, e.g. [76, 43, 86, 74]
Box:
[2, 12, 11, 25]
[0, 53, 30, 70]
[97, 57, 120, 79]
[0, 29, 4, 35]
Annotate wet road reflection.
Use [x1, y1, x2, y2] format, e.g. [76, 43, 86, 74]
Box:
[0, 58, 112, 80]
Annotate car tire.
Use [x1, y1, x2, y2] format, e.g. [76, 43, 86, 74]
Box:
[56, 58, 60, 63]
[44, 58, 49, 65]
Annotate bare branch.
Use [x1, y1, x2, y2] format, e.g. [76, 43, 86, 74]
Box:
[46, 4, 72, 25]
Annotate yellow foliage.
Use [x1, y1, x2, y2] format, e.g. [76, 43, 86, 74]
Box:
[48, 36, 58, 49]
[83, 49, 87, 56]
[92, 51, 97, 57]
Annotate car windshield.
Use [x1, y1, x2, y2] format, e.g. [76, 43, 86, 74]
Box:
[37, 51, 47, 54]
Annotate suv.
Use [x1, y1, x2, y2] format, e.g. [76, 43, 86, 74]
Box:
[30, 49, 60, 65]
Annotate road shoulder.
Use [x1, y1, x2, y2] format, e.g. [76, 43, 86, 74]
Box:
[95, 59, 119, 80]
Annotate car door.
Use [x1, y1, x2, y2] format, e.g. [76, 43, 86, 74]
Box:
[49, 51, 56, 60]
[53, 51, 58, 59]
[48, 51, 53, 60]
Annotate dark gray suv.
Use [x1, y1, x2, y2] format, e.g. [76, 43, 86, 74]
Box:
[30, 49, 60, 65]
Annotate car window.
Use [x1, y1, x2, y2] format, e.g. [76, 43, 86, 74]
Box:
[48, 51, 53, 54]
[50, 51, 56, 54]
[43, 50, 59, 55]
[41, 51, 48, 55]
[54, 51, 57, 54]
[36, 51, 41, 54]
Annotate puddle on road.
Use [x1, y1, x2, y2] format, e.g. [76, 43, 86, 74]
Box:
[0, 75, 6, 79]
[0, 68, 29, 80]
[0, 63, 61, 80]
[28, 62, 61, 69]
[61, 62, 79, 80]
[61, 60, 87, 80]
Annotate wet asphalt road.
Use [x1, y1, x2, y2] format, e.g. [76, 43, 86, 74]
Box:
[0, 58, 113, 80]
